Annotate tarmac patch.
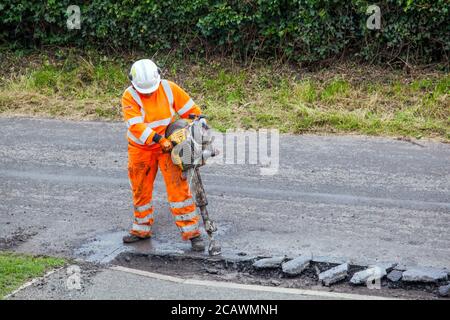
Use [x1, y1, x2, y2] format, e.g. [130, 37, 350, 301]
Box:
[112, 251, 446, 299]
[0, 228, 37, 250]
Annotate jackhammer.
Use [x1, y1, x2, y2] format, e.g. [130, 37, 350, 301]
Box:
[165, 115, 221, 256]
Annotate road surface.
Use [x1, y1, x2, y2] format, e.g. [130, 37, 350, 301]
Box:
[1, 117, 449, 271]
[10, 264, 386, 300]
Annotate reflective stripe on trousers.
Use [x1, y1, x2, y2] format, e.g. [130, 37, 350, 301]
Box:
[131, 223, 151, 233]
[133, 201, 154, 224]
[173, 210, 199, 222]
[169, 198, 194, 209]
[134, 201, 153, 213]
[134, 214, 153, 224]
[178, 222, 200, 233]
[128, 148, 201, 240]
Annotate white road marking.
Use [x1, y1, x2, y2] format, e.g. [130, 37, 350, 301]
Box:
[4, 267, 64, 300]
[110, 265, 395, 300]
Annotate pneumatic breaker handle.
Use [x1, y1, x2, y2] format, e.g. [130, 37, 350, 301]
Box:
[191, 168, 208, 207]
[187, 167, 221, 256]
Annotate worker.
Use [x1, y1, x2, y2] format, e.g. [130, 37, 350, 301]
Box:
[121, 59, 205, 251]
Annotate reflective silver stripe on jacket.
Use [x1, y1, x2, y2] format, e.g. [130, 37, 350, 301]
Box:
[127, 130, 145, 145]
[126, 86, 153, 145]
[178, 222, 199, 233]
[173, 210, 199, 222]
[161, 80, 175, 116]
[127, 82, 174, 145]
[148, 117, 172, 129]
[177, 98, 195, 116]
[127, 86, 146, 117]
[139, 127, 153, 143]
[134, 201, 153, 213]
[128, 127, 155, 146]
[131, 223, 151, 232]
[127, 116, 144, 127]
[169, 198, 194, 209]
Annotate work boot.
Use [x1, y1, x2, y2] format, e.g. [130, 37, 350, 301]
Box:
[122, 234, 150, 244]
[190, 235, 206, 252]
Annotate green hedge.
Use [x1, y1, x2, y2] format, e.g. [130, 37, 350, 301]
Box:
[0, 0, 448, 63]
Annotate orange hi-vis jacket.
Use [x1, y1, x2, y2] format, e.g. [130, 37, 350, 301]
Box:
[121, 79, 201, 150]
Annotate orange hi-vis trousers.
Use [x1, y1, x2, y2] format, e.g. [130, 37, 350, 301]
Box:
[127, 144, 201, 241]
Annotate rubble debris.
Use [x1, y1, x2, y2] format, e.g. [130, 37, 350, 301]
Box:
[252, 256, 285, 269]
[282, 256, 311, 276]
[438, 284, 450, 297]
[402, 267, 448, 283]
[319, 263, 349, 286]
[350, 267, 386, 285]
[387, 270, 403, 282]
[369, 262, 397, 273]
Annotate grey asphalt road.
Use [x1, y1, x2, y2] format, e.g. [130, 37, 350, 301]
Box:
[9, 265, 361, 300]
[1, 117, 449, 269]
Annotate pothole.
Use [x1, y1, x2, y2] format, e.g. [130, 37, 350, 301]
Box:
[113, 252, 444, 299]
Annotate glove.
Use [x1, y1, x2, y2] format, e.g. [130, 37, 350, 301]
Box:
[152, 133, 173, 153]
[159, 137, 173, 153]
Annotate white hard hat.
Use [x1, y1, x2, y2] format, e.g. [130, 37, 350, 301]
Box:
[129, 59, 161, 94]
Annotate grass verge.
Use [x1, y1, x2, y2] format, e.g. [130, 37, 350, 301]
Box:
[0, 251, 65, 299]
[0, 48, 448, 140]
